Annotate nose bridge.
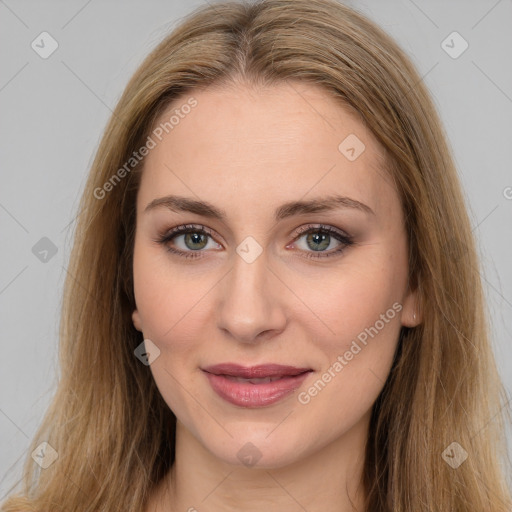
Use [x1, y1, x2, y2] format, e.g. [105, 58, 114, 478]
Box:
[216, 243, 286, 342]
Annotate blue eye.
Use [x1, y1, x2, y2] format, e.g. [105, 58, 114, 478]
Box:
[155, 224, 220, 260]
[155, 223, 353, 260]
[291, 224, 354, 259]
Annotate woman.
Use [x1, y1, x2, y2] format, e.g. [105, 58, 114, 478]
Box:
[2, 0, 511, 510]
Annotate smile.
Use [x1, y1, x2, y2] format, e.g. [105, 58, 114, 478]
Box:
[201, 363, 313, 407]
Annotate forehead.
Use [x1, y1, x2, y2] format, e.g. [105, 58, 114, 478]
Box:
[137, 81, 398, 224]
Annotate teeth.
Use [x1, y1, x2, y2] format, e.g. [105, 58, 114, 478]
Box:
[224, 375, 285, 384]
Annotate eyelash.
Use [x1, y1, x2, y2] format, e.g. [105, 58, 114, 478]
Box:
[154, 223, 354, 261]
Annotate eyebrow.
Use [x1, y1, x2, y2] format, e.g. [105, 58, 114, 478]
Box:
[144, 193, 375, 221]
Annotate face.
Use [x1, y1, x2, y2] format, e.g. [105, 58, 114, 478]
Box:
[131, 80, 418, 468]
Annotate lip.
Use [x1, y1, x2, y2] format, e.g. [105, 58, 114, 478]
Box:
[202, 363, 313, 407]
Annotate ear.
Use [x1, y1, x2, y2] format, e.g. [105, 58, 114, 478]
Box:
[132, 309, 143, 332]
[400, 283, 421, 328]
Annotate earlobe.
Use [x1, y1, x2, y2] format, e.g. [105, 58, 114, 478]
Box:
[132, 309, 142, 332]
[401, 287, 422, 328]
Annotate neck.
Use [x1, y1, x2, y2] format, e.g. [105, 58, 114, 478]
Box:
[154, 413, 370, 512]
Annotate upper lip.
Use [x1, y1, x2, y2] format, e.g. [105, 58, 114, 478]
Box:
[202, 363, 312, 378]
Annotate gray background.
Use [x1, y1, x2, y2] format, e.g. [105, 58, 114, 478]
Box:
[1, 0, 511, 498]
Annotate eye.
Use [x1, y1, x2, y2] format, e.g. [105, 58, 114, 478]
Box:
[154, 223, 354, 260]
[154, 224, 222, 260]
[289, 224, 354, 259]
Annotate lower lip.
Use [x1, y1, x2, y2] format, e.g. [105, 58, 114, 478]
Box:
[203, 371, 312, 407]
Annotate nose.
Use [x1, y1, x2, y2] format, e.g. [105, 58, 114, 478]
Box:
[215, 247, 287, 344]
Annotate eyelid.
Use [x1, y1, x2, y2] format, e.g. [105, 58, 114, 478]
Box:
[160, 224, 220, 243]
[292, 223, 352, 240]
[158, 223, 351, 243]
[287, 224, 354, 260]
[155, 222, 354, 260]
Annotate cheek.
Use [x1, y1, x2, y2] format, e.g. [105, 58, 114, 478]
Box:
[133, 241, 204, 341]
[297, 255, 405, 348]
[296, 274, 402, 440]
[291, 245, 405, 402]
[132, 247, 208, 416]
[132, 246, 222, 417]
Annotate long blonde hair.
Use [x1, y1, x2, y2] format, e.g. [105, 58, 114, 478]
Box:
[2, 0, 511, 510]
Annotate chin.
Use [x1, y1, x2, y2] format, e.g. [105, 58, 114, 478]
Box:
[200, 425, 310, 470]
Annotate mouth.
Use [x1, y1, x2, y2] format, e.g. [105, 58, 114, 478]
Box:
[201, 363, 313, 407]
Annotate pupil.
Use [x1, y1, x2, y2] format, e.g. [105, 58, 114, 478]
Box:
[185, 233, 207, 250]
[307, 232, 329, 251]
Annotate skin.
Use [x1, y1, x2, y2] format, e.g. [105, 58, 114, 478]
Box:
[131, 80, 420, 512]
